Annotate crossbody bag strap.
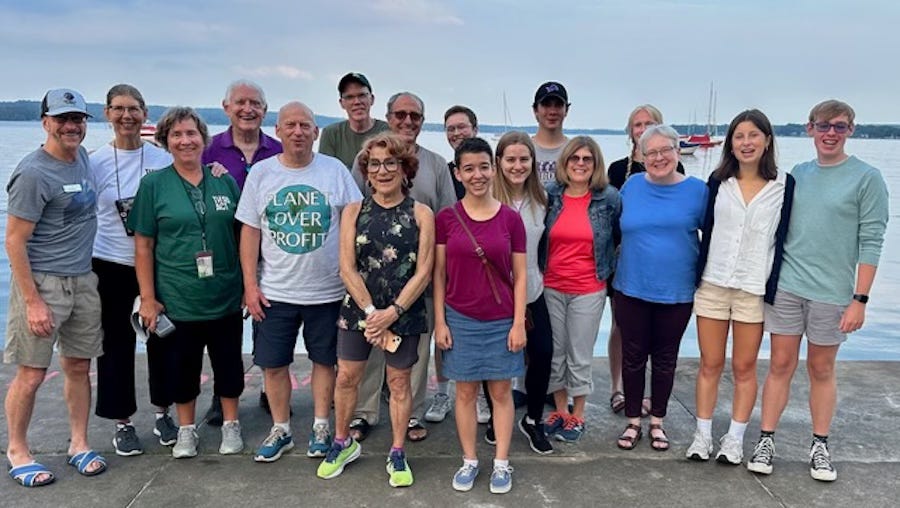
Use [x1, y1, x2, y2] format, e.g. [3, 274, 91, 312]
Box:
[451, 205, 503, 304]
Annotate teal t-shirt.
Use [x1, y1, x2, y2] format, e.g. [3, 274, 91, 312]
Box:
[128, 165, 243, 321]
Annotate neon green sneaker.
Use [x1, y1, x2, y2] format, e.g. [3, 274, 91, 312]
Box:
[386, 450, 413, 487]
[316, 438, 361, 479]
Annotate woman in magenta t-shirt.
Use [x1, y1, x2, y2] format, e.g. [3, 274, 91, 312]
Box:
[434, 137, 526, 494]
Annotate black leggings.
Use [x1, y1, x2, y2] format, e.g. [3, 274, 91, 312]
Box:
[483, 293, 554, 422]
[163, 312, 245, 403]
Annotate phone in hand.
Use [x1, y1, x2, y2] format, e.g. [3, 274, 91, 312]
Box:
[155, 313, 176, 338]
[384, 334, 402, 353]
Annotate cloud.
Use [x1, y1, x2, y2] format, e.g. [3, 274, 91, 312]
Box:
[369, 0, 463, 25]
[233, 65, 314, 81]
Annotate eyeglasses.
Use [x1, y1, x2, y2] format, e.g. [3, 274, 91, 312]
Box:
[367, 158, 400, 173]
[51, 114, 87, 124]
[812, 121, 851, 134]
[644, 146, 676, 159]
[341, 92, 371, 102]
[567, 155, 595, 165]
[108, 105, 143, 115]
[390, 110, 423, 123]
[445, 123, 472, 134]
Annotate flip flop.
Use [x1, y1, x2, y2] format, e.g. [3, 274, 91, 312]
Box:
[610, 391, 625, 414]
[8, 462, 55, 487]
[67, 450, 108, 477]
[406, 418, 428, 442]
[348, 418, 372, 442]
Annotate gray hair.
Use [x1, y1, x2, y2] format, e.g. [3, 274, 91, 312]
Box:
[224, 79, 267, 107]
[386, 92, 425, 117]
[638, 124, 680, 154]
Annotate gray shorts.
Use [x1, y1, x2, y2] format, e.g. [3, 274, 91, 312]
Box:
[764, 289, 847, 346]
[4, 272, 103, 368]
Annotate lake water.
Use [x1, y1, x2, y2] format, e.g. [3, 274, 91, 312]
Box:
[1, 121, 898, 360]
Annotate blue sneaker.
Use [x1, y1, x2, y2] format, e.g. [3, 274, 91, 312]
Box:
[555, 415, 585, 442]
[452, 462, 479, 492]
[490, 464, 514, 494]
[544, 411, 566, 437]
[307, 423, 332, 458]
[254, 426, 294, 462]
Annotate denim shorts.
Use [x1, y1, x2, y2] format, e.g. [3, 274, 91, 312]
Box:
[253, 300, 340, 368]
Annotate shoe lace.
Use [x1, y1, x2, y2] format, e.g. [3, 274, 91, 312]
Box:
[324, 442, 344, 462]
[177, 427, 195, 441]
[545, 412, 564, 426]
[493, 464, 514, 480]
[562, 415, 584, 431]
[263, 427, 286, 446]
[313, 424, 329, 443]
[810, 442, 832, 470]
[457, 463, 478, 478]
[389, 451, 406, 471]
[753, 437, 774, 462]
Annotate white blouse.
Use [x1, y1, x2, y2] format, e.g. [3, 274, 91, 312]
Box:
[702, 171, 787, 295]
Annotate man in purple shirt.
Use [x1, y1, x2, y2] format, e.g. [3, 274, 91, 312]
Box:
[202, 80, 283, 425]
[202, 79, 283, 189]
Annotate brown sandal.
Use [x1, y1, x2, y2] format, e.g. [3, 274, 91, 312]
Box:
[617, 423, 643, 450]
[649, 423, 669, 451]
[610, 392, 626, 414]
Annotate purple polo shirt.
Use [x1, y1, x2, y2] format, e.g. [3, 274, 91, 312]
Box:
[202, 127, 283, 189]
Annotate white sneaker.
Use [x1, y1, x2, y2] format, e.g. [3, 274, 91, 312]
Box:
[747, 435, 775, 475]
[425, 393, 452, 423]
[716, 433, 744, 465]
[809, 440, 837, 482]
[476, 392, 491, 424]
[173, 427, 199, 459]
[686, 430, 713, 461]
[219, 421, 244, 455]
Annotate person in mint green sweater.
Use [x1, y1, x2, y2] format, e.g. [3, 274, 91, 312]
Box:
[748, 100, 889, 482]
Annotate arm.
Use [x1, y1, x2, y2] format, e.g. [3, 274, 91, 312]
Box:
[432, 244, 452, 350]
[338, 202, 375, 318]
[5, 215, 54, 337]
[508, 252, 527, 352]
[134, 233, 164, 332]
[240, 224, 269, 321]
[840, 263, 877, 333]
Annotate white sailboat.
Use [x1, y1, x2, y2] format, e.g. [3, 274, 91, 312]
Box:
[492, 91, 512, 140]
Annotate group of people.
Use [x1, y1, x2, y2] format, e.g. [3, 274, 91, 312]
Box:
[3, 74, 888, 495]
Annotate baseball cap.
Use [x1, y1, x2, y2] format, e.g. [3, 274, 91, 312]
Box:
[338, 73, 373, 95]
[41, 88, 91, 117]
[533, 81, 569, 107]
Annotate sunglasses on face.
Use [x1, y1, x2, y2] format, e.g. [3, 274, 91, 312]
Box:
[51, 114, 87, 124]
[390, 110, 423, 122]
[812, 121, 851, 134]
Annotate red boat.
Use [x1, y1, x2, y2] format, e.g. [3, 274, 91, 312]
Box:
[686, 133, 722, 147]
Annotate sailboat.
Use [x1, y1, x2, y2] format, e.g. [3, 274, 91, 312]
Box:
[687, 82, 723, 147]
[492, 91, 512, 140]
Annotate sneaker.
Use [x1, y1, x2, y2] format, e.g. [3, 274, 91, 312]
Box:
[204, 395, 223, 427]
[544, 411, 566, 438]
[452, 462, 479, 492]
[716, 433, 744, 465]
[255, 426, 295, 462]
[476, 392, 491, 424]
[154, 413, 178, 446]
[518, 416, 553, 455]
[484, 424, 496, 445]
[555, 414, 585, 442]
[386, 450, 414, 487]
[219, 421, 244, 455]
[425, 393, 452, 423]
[809, 440, 837, 482]
[316, 438, 361, 479]
[686, 430, 714, 461]
[747, 435, 775, 475]
[172, 427, 199, 459]
[490, 464, 514, 494]
[307, 423, 332, 458]
[113, 424, 144, 457]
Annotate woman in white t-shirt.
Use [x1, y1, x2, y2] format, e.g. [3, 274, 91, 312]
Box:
[686, 109, 794, 465]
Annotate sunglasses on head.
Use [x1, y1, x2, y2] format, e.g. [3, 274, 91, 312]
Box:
[812, 121, 851, 134]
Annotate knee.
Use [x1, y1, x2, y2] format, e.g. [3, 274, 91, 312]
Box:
[699, 355, 725, 379]
[386, 372, 411, 398]
[455, 383, 478, 405]
[768, 355, 798, 378]
[13, 368, 46, 393]
[806, 360, 835, 384]
[336, 369, 361, 391]
[731, 359, 759, 384]
[61, 358, 91, 378]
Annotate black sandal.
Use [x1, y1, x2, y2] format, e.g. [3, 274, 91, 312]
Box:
[649, 423, 669, 451]
[610, 392, 625, 414]
[407, 418, 428, 442]
[348, 418, 371, 442]
[617, 423, 643, 450]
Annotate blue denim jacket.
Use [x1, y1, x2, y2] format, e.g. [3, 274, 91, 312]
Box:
[538, 181, 622, 281]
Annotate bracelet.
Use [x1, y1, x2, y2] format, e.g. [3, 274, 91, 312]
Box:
[391, 302, 406, 316]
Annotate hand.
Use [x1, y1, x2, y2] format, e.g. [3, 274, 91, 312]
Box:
[244, 285, 271, 321]
[25, 297, 55, 337]
[839, 300, 866, 333]
[363, 327, 387, 349]
[139, 297, 165, 333]
[434, 322, 453, 350]
[209, 161, 229, 178]
[364, 308, 398, 336]
[508, 322, 527, 352]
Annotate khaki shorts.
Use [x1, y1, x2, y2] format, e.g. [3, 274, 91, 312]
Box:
[693, 281, 764, 323]
[764, 289, 847, 346]
[4, 272, 103, 368]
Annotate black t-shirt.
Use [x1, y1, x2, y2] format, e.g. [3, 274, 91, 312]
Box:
[607, 157, 686, 190]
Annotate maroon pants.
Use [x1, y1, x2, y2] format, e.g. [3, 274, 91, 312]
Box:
[614, 292, 692, 419]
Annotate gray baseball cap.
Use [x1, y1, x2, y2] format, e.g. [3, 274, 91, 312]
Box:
[41, 88, 91, 117]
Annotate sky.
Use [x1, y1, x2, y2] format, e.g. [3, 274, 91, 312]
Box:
[1, 0, 898, 129]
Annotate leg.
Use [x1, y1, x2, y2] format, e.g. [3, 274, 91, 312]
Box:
[60, 356, 104, 473]
[524, 295, 553, 421]
[455, 381, 480, 460]
[647, 302, 692, 418]
[487, 380, 513, 460]
[730, 321, 764, 424]
[409, 297, 436, 421]
[695, 316, 729, 420]
[806, 343, 840, 436]
[563, 291, 604, 419]
[543, 288, 570, 414]
[312, 362, 336, 420]
[386, 365, 413, 449]
[614, 293, 652, 419]
[4, 366, 46, 466]
[333, 360, 366, 440]
[607, 296, 624, 396]
[264, 366, 293, 424]
[759, 334, 802, 431]
[353, 348, 386, 425]
[205, 313, 245, 422]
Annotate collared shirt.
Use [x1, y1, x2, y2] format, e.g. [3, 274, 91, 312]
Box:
[202, 127, 283, 189]
[702, 172, 786, 295]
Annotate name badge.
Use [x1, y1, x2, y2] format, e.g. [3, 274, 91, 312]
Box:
[63, 184, 83, 193]
[196, 251, 214, 278]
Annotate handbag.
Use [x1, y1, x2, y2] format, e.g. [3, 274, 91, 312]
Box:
[451, 205, 534, 331]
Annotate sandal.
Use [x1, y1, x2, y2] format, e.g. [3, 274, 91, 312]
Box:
[641, 397, 652, 418]
[616, 423, 643, 450]
[8, 461, 55, 487]
[67, 450, 108, 476]
[407, 418, 428, 442]
[649, 424, 669, 451]
[348, 418, 372, 442]
[610, 391, 625, 414]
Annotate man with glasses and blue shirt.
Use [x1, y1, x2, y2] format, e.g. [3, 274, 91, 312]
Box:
[319, 72, 390, 169]
[748, 100, 889, 482]
[4, 88, 106, 487]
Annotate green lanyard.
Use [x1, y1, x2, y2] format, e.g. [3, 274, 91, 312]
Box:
[180, 172, 209, 251]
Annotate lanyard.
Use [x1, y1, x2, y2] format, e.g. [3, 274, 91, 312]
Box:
[179, 170, 209, 251]
[113, 142, 145, 199]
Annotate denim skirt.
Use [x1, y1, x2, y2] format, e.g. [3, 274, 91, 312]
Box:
[441, 305, 525, 382]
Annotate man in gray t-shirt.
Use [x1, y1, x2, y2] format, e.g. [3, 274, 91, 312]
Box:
[532, 81, 571, 184]
[4, 88, 105, 484]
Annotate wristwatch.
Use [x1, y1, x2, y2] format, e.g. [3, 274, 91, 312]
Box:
[363, 304, 376, 316]
[391, 302, 406, 316]
[852, 294, 869, 304]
